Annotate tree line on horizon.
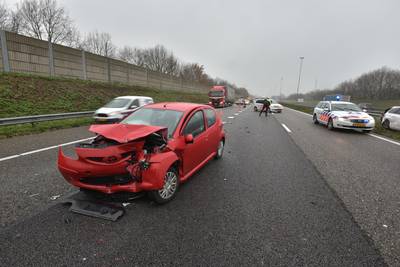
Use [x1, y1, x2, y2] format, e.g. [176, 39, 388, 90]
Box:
[0, 0, 249, 97]
[285, 67, 400, 101]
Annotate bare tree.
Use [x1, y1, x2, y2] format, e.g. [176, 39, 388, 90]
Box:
[180, 63, 211, 84]
[8, 10, 24, 33]
[82, 31, 115, 57]
[134, 45, 180, 75]
[18, 0, 44, 39]
[118, 46, 141, 64]
[0, 2, 8, 29]
[17, 0, 78, 44]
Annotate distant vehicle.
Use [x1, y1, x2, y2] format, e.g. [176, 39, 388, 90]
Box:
[381, 106, 400, 131]
[313, 101, 375, 133]
[253, 98, 265, 112]
[93, 96, 154, 123]
[235, 98, 245, 105]
[59, 103, 225, 204]
[208, 85, 235, 108]
[269, 99, 283, 113]
[253, 98, 282, 113]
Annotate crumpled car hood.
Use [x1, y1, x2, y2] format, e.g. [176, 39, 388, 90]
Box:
[89, 124, 167, 143]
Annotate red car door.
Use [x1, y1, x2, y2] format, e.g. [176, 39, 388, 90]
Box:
[181, 110, 209, 175]
[204, 108, 220, 155]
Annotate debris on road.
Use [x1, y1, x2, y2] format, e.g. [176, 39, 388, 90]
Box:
[50, 194, 61, 200]
[122, 203, 131, 207]
[383, 224, 388, 228]
[29, 193, 39, 198]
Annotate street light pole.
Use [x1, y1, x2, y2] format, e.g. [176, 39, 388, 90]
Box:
[296, 56, 304, 100]
[280, 77, 283, 101]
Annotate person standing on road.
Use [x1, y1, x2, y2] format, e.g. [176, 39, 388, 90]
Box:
[259, 98, 271, 117]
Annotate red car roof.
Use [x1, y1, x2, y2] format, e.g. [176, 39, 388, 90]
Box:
[144, 102, 209, 112]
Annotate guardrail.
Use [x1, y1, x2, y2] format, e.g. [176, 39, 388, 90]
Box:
[0, 111, 94, 126]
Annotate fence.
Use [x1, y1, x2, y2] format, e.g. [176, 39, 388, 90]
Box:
[0, 30, 209, 93]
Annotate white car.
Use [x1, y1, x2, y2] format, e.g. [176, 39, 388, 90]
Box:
[269, 99, 283, 113]
[93, 96, 154, 123]
[253, 98, 265, 112]
[253, 98, 283, 113]
[313, 101, 375, 133]
[382, 106, 400, 131]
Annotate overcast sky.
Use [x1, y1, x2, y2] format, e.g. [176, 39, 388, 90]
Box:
[6, 0, 400, 96]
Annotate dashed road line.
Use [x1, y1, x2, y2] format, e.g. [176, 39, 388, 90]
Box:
[234, 113, 239, 116]
[0, 137, 94, 162]
[228, 116, 235, 119]
[281, 123, 292, 133]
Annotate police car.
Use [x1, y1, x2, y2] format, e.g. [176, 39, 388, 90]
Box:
[313, 101, 375, 133]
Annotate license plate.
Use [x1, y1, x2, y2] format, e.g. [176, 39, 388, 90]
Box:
[353, 123, 366, 127]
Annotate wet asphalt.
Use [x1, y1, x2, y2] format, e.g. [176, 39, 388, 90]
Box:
[0, 106, 387, 266]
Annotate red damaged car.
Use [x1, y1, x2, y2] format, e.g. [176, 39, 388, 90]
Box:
[58, 102, 225, 203]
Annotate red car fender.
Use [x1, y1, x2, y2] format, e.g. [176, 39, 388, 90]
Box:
[141, 151, 179, 190]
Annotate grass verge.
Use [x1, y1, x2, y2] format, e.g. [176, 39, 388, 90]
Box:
[0, 72, 210, 139]
[0, 117, 93, 139]
[281, 102, 400, 142]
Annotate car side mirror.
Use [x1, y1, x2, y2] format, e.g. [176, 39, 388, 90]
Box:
[130, 105, 138, 109]
[185, 134, 194, 144]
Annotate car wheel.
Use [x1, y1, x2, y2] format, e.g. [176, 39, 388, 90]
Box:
[313, 114, 319, 124]
[149, 167, 179, 204]
[327, 118, 334, 130]
[382, 119, 390, 129]
[215, 140, 224, 160]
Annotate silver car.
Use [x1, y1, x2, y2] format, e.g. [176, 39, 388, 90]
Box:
[93, 96, 154, 123]
[382, 106, 400, 131]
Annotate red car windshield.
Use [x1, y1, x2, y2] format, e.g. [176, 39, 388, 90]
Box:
[121, 108, 183, 138]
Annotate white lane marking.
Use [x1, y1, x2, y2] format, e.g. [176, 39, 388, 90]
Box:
[234, 113, 239, 115]
[0, 137, 94, 162]
[286, 107, 400, 147]
[222, 121, 227, 124]
[368, 134, 400, 147]
[281, 123, 292, 133]
[0, 155, 20, 162]
[286, 107, 313, 117]
[228, 116, 235, 119]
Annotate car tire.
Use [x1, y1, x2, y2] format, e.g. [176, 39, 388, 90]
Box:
[327, 118, 334, 130]
[149, 167, 179, 204]
[382, 119, 390, 129]
[313, 114, 319, 124]
[215, 140, 224, 160]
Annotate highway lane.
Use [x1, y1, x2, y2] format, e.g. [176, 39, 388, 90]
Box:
[0, 106, 239, 228]
[274, 108, 400, 266]
[0, 106, 384, 266]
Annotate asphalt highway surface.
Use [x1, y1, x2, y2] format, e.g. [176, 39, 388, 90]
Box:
[1, 105, 398, 266]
